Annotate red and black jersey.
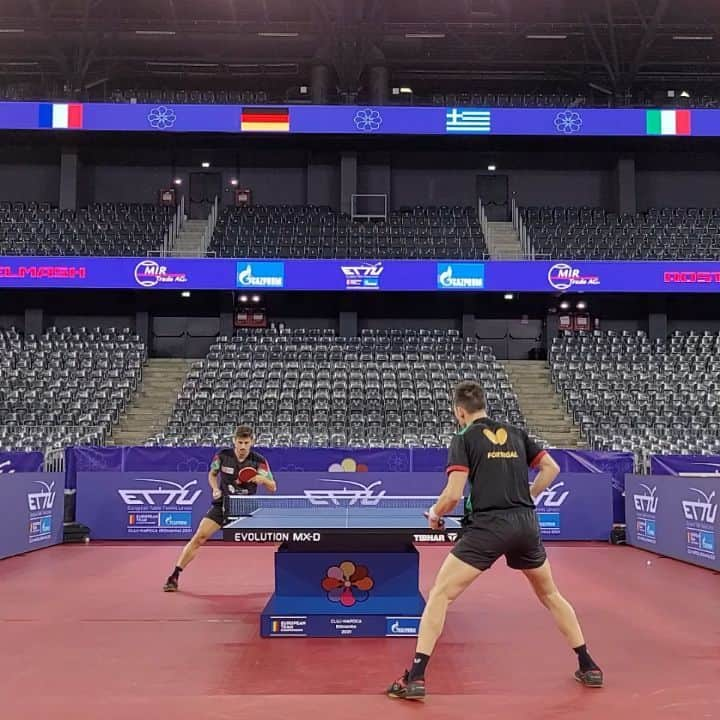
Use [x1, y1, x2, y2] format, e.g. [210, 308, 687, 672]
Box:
[446, 417, 547, 515]
[210, 448, 270, 496]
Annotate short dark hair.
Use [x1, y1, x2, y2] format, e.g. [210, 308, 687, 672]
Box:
[234, 425, 254, 440]
[453, 380, 486, 413]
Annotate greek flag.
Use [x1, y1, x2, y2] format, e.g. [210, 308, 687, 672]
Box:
[445, 108, 491, 133]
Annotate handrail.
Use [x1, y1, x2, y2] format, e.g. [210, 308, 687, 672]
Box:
[512, 192, 533, 259]
[478, 196, 489, 242]
[201, 195, 219, 256]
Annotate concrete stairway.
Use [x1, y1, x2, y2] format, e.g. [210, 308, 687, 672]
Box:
[172, 219, 208, 256]
[486, 221, 524, 258]
[109, 359, 193, 446]
[503, 360, 586, 448]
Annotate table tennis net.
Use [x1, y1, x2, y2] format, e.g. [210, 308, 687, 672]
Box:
[225, 494, 464, 517]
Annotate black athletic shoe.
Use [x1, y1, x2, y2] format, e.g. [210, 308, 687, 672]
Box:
[163, 576, 179, 592]
[575, 668, 603, 688]
[386, 671, 426, 701]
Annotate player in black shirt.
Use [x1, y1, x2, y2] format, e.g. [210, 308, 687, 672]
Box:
[387, 381, 603, 701]
[163, 425, 276, 591]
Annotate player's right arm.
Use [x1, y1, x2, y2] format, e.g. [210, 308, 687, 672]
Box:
[525, 435, 560, 499]
[209, 453, 222, 500]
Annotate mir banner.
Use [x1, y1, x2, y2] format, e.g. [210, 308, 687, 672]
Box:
[75, 470, 612, 542]
[3, 257, 720, 293]
[0, 102, 717, 138]
[625, 474, 719, 572]
[0, 472, 65, 561]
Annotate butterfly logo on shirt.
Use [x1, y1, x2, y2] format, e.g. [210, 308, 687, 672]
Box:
[483, 428, 508, 446]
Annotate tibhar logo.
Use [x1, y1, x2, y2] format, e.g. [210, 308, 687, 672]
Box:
[0, 459, 16, 474]
[27, 481, 56, 511]
[682, 489, 718, 524]
[633, 484, 659, 514]
[534, 482, 570, 508]
[118, 478, 203, 506]
[304, 479, 387, 506]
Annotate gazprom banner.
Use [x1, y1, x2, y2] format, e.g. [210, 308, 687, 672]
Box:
[625, 474, 719, 571]
[74, 470, 612, 541]
[0, 472, 65, 561]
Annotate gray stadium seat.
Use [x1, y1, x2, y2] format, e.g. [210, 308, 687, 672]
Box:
[522, 206, 720, 260]
[151, 327, 531, 448]
[209, 205, 488, 260]
[549, 329, 720, 462]
[0, 326, 146, 451]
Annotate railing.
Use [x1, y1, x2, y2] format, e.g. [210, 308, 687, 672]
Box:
[160, 195, 185, 256]
[200, 195, 220, 256]
[478, 197, 489, 242]
[511, 192, 534, 259]
[44, 447, 66, 472]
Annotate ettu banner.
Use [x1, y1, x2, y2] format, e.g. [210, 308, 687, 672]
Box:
[625, 474, 719, 571]
[75, 470, 613, 541]
[649, 454, 720, 477]
[0, 472, 65, 560]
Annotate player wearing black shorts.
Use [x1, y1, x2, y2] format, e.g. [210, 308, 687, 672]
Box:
[163, 425, 276, 591]
[387, 380, 603, 701]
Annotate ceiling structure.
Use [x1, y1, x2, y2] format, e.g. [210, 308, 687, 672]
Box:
[0, 0, 718, 98]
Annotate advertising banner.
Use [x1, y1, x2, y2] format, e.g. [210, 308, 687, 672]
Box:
[4, 257, 720, 293]
[649, 455, 720, 477]
[0, 472, 65, 560]
[75, 470, 613, 541]
[625, 474, 719, 571]
[2, 101, 719, 139]
[0, 451, 44, 474]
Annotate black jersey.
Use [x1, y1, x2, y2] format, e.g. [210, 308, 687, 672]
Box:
[210, 448, 270, 497]
[446, 417, 547, 516]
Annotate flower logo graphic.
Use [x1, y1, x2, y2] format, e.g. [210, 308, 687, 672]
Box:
[327, 457, 369, 472]
[148, 106, 177, 130]
[322, 561, 374, 606]
[353, 108, 383, 132]
[554, 110, 582, 134]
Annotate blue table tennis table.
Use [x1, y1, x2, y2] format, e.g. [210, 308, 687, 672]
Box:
[222, 496, 462, 638]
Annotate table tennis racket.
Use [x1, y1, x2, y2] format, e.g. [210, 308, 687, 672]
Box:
[423, 511, 445, 528]
[237, 466, 259, 485]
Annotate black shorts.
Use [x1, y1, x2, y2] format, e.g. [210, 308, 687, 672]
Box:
[204, 501, 225, 527]
[451, 507, 547, 571]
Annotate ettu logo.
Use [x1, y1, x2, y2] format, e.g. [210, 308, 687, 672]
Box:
[682, 489, 718, 524]
[633, 484, 658, 514]
[535, 482, 570, 508]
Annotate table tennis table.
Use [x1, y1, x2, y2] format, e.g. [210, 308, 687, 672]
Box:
[222, 496, 463, 638]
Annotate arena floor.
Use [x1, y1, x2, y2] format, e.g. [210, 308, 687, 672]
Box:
[1, 542, 718, 720]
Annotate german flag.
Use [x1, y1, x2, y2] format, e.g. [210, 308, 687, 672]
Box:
[241, 107, 290, 132]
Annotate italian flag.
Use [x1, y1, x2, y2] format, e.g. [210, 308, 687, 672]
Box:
[646, 109, 691, 136]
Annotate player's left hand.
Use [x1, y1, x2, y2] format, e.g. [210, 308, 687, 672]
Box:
[250, 470, 270, 486]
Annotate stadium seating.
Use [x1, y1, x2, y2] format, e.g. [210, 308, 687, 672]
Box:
[0, 202, 173, 256]
[151, 327, 531, 448]
[209, 205, 488, 259]
[549, 329, 720, 459]
[0, 326, 146, 451]
[522, 206, 720, 260]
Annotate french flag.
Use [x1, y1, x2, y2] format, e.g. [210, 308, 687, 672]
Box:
[38, 103, 84, 129]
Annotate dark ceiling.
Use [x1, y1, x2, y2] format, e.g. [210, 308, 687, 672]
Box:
[1, 0, 719, 96]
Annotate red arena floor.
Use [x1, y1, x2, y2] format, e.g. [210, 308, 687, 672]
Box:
[1, 542, 718, 720]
